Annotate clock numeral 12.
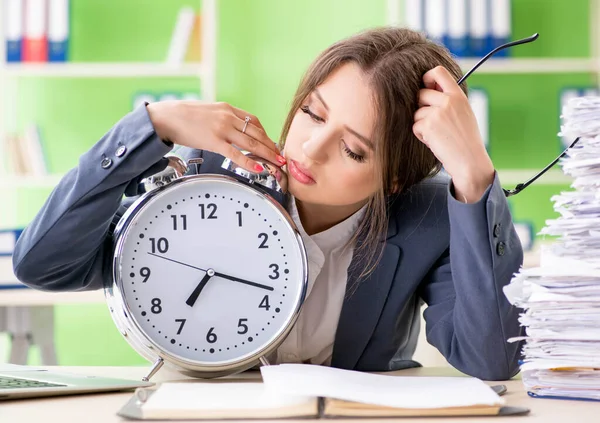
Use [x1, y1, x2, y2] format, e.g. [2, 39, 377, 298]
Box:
[170, 214, 187, 230]
[199, 203, 218, 219]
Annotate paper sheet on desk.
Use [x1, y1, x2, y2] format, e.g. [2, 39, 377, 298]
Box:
[260, 364, 504, 409]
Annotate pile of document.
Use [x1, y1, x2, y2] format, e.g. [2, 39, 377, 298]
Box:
[503, 95, 600, 401]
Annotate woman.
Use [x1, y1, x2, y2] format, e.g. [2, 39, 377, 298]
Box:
[13, 27, 523, 380]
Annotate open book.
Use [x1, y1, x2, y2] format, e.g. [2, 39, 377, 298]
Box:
[118, 364, 529, 420]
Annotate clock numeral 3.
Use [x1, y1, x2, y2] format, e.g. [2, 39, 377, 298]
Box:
[259, 295, 270, 311]
[140, 267, 151, 283]
[206, 327, 218, 343]
[151, 298, 162, 314]
[237, 318, 249, 334]
[149, 237, 169, 254]
[175, 319, 186, 335]
[199, 203, 218, 219]
[258, 233, 269, 249]
[269, 264, 280, 280]
[170, 214, 187, 230]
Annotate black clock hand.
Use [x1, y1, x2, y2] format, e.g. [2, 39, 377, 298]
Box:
[186, 269, 215, 307]
[148, 252, 274, 291]
[213, 271, 274, 291]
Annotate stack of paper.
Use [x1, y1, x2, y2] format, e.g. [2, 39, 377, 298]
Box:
[503, 95, 600, 401]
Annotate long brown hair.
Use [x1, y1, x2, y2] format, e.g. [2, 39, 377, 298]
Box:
[279, 27, 467, 283]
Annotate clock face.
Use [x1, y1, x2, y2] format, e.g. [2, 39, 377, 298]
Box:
[113, 176, 307, 366]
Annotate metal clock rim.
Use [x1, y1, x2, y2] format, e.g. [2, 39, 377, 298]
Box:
[105, 173, 309, 377]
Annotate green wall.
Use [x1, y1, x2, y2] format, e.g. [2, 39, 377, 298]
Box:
[2, 0, 595, 365]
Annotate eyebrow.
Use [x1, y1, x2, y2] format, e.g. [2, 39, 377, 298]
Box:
[313, 89, 374, 150]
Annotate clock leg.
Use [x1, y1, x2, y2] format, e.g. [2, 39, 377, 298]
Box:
[259, 356, 271, 366]
[143, 357, 165, 381]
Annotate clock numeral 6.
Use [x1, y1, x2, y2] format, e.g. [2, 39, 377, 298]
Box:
[151, 298, 162, 314]
[170, 214, 187, 231]
[259, 295, 270, 311]
[149, 237, 169, 254]
[237, 318, 249, 334]
[199, 203, 218, 219]
[140, 267, 151, 283]
[258, 233, 269, 249]
[206, 327, 217, 343]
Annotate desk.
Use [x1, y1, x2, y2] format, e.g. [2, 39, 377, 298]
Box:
[0, 366, 597, 422]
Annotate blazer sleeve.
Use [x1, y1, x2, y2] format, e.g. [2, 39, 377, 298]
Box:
[12, 105, 175, 292]
[418, 172, 525, 381]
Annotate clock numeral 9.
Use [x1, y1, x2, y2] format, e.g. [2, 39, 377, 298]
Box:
[237, 318, 249, 334]
[199, 203, 218, 219]
[259, 295, 270, 311]
[258, 233, 269, 249]
[269, 264, 279, 280]
[170, 214, 187, 230]
[140, 267, 151, 283]
[151, 298, 162, 314]
[149, 237, 169, 254]
[175, 319, 186, 335]
[206, 327, 217, 343]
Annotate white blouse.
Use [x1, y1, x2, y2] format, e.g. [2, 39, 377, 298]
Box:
[270, 197, 367, 366]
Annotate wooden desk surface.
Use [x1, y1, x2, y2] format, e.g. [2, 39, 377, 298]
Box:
[0, 366, 597, 422]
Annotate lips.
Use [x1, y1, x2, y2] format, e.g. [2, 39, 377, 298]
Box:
[288, 160, 316, 185]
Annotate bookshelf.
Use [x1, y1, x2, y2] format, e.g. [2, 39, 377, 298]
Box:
[1, 62, 211, 78]
[0, 0, 217, 198]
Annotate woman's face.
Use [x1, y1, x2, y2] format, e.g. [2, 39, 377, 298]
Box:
[283, 62, 379, 209]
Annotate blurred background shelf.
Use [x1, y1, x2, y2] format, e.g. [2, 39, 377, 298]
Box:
[1, 62, 209, 78]
[457, 58, 599, 74]
[0, 174, 65, 188]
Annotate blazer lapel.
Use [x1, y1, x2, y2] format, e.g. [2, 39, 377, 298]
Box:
[331, 240, 400, 369]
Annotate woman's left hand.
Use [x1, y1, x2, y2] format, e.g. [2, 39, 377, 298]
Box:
[413, 66, 495, 203]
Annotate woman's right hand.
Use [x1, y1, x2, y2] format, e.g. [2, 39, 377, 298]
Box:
[146, 100, 286, 172]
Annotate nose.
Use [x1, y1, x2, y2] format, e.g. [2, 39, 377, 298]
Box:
[302, 128, 332, 164]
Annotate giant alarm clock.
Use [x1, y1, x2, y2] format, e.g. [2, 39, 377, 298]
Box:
[105, 154, 308, 380]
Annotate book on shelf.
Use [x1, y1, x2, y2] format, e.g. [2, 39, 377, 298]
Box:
[166, 6, 202, 64]
[5, 0, 69, 63]
[2, 124, 48, 177]
[118, 364, 529, 420]
[401, 0, 511, 58]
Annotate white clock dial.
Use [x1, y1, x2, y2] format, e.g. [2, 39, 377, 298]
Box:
[114, 176, 306, 366]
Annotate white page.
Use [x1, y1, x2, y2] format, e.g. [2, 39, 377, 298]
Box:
[260, 364, 504, 409]
[142, 382, 314, 412]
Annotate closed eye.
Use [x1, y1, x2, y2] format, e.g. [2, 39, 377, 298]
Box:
[300, 105, 325, 123]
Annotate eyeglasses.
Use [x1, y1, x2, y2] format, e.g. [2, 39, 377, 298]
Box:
[456, 33, 578, 197]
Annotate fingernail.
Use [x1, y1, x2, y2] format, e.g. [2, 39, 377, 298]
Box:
[277, 155, 286, 165]
[254, 164, 264, 172]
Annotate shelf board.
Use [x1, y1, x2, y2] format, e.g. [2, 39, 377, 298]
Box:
[1, 62, 208, 78]
[0, 174, 65, 188]
[498, 168, 573, 186]
[458, 58, 598, 74]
